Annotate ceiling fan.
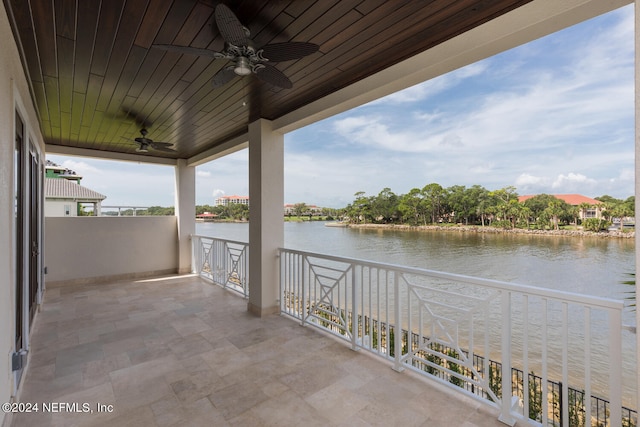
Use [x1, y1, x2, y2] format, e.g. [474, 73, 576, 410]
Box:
[133, 129, 176, 153]
[152, 4, 319, 89]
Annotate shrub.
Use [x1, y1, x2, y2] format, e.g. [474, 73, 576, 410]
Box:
[582, 218, 611, 232]
[491, 220, 512, 229]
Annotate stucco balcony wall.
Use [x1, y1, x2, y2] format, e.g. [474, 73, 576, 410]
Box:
[44, 217, 179, 286]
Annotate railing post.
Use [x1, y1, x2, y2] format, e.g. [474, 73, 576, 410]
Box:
[191, 235, 198, 274]
[608, 307, 622, 427]
[392, 271, 403, 372]
[351, 265, 358, 351]
[558, 381, 564, 427]
[498, 290, 516, 426]
[301, 254, 306, 326]
[196, 235, 203, 275]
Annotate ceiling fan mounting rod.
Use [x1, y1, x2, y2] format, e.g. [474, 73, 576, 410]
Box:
[224, 43, 267, 64]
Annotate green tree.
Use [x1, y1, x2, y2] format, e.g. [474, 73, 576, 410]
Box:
[422, 183, 445, 224]
[489, 186, 519, 226]
[582, 217, 610, 232]
[473, 186, 491, 226]
[610, 202, 634, 229]
[293, 202, 307, 218]
[543, 200, 565, 230]
[447, 185, 474, 225]
[350, 191, 371, 224]
[524, 194, 559, 222]
[370, 187, 398, 223]
[398, 188, 424, 225]
[516, 205, 533, 229]
[577, 202, 592, 224]
[145, 205, 175, 216]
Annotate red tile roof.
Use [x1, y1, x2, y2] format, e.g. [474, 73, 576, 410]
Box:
[196, 213, 218, 218]
[518, 194, 602, 205]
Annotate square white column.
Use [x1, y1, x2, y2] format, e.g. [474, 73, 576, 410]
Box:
[248, 119, 284, 316]
[635, 0, 640, 417]
[175, 159, 196, 274]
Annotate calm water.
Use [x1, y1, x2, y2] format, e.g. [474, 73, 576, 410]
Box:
[196, 221, 635, 301]
[196, 221, 637, 405]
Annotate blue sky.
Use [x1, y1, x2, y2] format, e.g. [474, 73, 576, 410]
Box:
[49, 5, 634, 209]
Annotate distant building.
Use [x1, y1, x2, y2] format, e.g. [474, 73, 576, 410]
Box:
[216, 195, 249, 207]
[44, 178, 106, 217]
[45, 160, 83, 183]
[284, 204, 323, 216]
[44, 160, 106, 216]
[518, 194, 603, 219]
[196, 212, 218, 222]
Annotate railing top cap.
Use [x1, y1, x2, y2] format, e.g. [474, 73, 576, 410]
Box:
[277, 246, 625, 311]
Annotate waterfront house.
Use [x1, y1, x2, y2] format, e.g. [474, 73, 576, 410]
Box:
[1, 1, 636, 426]
[518, 194, 604, 220]
[44, 178, 106, 217]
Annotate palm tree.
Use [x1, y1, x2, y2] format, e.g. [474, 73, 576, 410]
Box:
[578, 202, 592, 223]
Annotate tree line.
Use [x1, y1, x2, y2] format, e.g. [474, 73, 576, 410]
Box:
[102, 184, 635, 231]
[341, 184, 635, 231]
[104, 203, 341, 221]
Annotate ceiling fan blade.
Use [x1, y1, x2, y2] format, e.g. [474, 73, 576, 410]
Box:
[212, 67, 237, 87]
[150, 141, 173, 148]
[151, 145, 176, 153]
[215, 4, 248, 46]
[260, 42, 319, 62]
[255, 64, 292, 89]
[152, 44, 225, 59]
[134, 137, 149, 144]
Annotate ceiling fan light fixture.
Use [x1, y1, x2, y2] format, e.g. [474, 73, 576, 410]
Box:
[234, 57, 252, 76]
[136, 143, 149, 153]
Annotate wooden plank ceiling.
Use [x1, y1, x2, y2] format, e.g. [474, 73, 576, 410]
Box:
[4, 0, 532, 159]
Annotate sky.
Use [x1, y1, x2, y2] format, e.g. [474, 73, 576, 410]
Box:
[48, 5, 635, 209]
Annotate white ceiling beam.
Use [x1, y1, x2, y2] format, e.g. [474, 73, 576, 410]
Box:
[46, 144, 178, 166]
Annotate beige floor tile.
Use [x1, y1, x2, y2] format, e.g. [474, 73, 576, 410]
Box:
[11, 275, 519, 427]
[170, 317, 211, 337]
[208, 379, 271, 419]
[305, 382, 369, 424]
[246, 389, 330, 427]
[93, 405, 157, 427]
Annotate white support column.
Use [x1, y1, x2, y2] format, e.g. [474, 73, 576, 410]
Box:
[248, 119, 284, 317]
[635, 0, 640, 418]
[175, 159, 196, 274]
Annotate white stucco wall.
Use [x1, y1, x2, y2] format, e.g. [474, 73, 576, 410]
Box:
[44, 217, 179, 285]
[0, 1, 46, 422]
[44, 200, 77, 217]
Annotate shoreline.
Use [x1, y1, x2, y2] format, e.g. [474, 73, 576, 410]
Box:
[342, 223, 635, 239]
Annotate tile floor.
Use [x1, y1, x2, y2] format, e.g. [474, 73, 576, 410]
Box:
[9, 275, 519, 427]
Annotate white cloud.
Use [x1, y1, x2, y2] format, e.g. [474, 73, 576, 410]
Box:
[617, 168, 634, 182]
[516, 173, 548, 187]
[368, 61, 489, 105]
[60, 160, 102, 175]
[552, 173, 597, 190]
[197, 170, 211, 178]
[212, 189, 225, 199]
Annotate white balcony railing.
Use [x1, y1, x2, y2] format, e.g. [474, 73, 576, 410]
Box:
[191, 237, 634, 426]
[192, 235, 249, 297]
[279, 248, 633, 427]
